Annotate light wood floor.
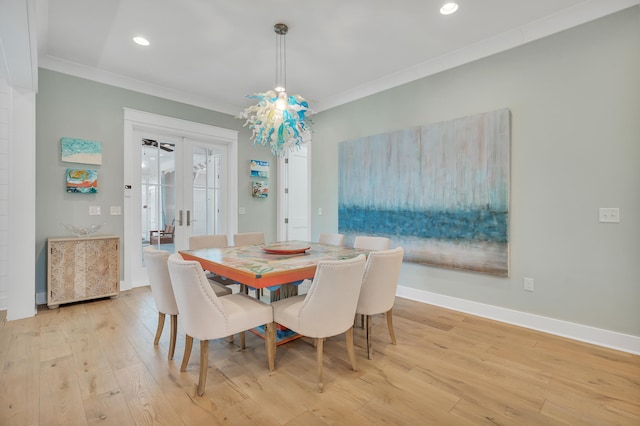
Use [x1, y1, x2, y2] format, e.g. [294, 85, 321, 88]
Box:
[1, 287, 638, 425]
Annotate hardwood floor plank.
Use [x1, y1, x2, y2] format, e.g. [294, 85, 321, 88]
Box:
[113, 362, 184, 426]
[0, 316, 41, 426]
[39, 355, 86, 426]
[83, 388, 137, 425]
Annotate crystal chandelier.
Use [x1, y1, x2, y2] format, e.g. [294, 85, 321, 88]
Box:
[239, 23, 311, 157]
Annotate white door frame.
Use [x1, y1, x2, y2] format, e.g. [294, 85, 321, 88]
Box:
[277, 142, 311, 241]
[123, 108, 238, 290]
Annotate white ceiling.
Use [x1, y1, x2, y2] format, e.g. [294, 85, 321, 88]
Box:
[30, 0, 640, 115]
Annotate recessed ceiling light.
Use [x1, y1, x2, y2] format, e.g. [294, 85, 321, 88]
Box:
[133, 36, 150, 46]
[440, 2, 459, 15]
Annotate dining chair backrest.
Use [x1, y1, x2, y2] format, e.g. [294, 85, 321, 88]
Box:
[318, 233, 345, 246]
[354, 236, 390, 251]
[143, 246, 178, 316]
[167, 253, 227, 341]
[297, 254, 367, 337]
[357, 247, 404, 315]
[189, 234, 228, 250]
[233, 232, 265, 246]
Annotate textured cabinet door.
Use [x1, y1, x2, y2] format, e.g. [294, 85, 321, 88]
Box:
[47, 236, 120, 308]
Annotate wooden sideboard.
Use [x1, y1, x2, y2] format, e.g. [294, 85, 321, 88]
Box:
[47, 235, 120, 308]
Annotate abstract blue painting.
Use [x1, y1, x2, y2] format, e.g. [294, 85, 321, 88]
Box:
[339, 108, 510, 276]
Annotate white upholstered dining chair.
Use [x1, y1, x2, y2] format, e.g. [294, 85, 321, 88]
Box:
[143, 246, 179, 360]
[271, 254, 367, 392]
[318, 233, 345, 246]
[167, 253, 276, 396]
[355, 247, 404, 359]
[353, 235, 390, 251]
[188, 234, 234, 293]
[188, 234, 228, 250]
[233, 232, 265, 246]
[144, 246, 232, 360]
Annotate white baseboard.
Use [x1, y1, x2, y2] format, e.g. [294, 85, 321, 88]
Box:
[396, 285, 640, 355]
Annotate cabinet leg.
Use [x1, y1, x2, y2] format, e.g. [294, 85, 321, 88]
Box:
[48, 304, 59, 309]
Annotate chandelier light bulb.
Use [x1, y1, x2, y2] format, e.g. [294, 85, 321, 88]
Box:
[275, 92, 288, 111]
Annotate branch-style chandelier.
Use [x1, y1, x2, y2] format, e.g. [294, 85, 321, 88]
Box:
[239, 23, 311, 157]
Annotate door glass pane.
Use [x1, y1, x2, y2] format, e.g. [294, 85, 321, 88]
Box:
[192, 145, 222, 236]
[141, 139, 176, 261]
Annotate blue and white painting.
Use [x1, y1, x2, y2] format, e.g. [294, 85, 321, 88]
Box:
[61, 137, 103, 165]
[339, 108, 510, 276]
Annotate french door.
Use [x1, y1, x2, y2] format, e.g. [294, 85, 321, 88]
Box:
[140, 135, 227, 250]
[124, 109, 238, 289]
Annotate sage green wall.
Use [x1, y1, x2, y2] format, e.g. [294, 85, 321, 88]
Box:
[35, 70, 277, 295]
[312, 8, 640, 336]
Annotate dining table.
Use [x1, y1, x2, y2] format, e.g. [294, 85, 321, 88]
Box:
[179, 240, 370, 344]
[179, 240, 370, 292]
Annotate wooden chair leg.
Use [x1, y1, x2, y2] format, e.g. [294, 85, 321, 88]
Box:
[154, 312, 165, 345]
[386, 309, 397, 345]
[181, 334, 193, 372]
[366, 314, 373, 360]
[168, 314, 177, 360]
[198, 339, 209, 396]
[239, 331, 246, 349]
[346, 327, 358, 371]
[316, 338, 324, 393]
[265, 322, 276, 371]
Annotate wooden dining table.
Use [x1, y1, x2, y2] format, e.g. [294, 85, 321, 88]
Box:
[179, 241, 370, 344]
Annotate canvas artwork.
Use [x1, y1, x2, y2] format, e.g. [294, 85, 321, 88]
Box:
[250, 160, 270, 178]
[66, 168, 98, 193]
[338, 108, 511, 276]
[61, 137, 103, 165]
[252, 180, 268, 198]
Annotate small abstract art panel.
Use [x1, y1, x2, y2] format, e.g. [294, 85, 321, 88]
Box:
[66, 168, 98, 193]
[339, 108, 510, 276]
[252, 180, 268, 198]
[61, 137, 103, 165]
[250, 160, 270, 178]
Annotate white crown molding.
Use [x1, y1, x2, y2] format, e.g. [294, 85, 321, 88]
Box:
[396, 285, 640, 356]
[38, 54, 240, 116]
[314, 0, 640, 112]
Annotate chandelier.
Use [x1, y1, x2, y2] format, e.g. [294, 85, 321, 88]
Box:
[239, 23, 311, 157]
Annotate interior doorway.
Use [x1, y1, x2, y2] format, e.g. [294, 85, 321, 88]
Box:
[123, 109, 238, 289]
[278, 143, 311, 241]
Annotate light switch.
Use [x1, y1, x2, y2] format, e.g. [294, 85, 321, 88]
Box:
[110, 206, 122, 215]
[89, 206, 101, 216]
[239, 207, 246, 215]
[599, 208, 620, 223]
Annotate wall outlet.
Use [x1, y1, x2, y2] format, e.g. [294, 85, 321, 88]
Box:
[318, 207, 322, 215]
[110, 206, 121, 215]
[599, 207, 620, 223]
[89, 206, 101, 216]
[239, 207, 246, 215]
[524, 277, 535, 292]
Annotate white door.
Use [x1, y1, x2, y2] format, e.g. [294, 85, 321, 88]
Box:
[124, 109, 238, 289]
[278, 143, 310, 241]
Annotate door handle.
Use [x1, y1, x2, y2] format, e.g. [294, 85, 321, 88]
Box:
[178, 210, 183, 226]
[186, 210, 191, 226]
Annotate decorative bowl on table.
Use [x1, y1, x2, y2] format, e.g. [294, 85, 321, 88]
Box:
[60, 223, 104, 238]
[261, 242, 311, 254]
